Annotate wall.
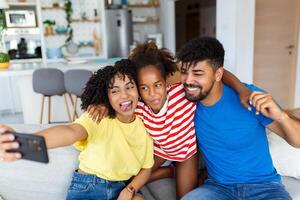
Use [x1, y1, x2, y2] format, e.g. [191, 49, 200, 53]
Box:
[159, 0, 176, 53]
[295, 30, 300, 107]
[216, 0, 255, 83]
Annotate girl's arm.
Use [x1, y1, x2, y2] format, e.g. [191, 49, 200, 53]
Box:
[118, 168, 151, 200]
[87, 104, 108, 124]
[222, 69, 252, 110]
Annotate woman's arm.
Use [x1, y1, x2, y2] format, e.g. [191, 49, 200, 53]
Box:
[35, 124, 87, 148]
[222, 69, 252, 110]
[0, 124, 87, 161]
[118, 168, 151, 200]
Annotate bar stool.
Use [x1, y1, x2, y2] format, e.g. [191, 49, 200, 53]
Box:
[64, 69, 92, 121]
[32, 68, 71, 124]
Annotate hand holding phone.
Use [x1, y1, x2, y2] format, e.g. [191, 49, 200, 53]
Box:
[5, 132, 49, 163]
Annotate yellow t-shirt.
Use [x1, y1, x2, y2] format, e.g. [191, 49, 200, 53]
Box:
[73, 113, 154, 181]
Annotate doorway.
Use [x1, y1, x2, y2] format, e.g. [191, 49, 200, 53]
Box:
[175, 0, 216, 52]
[253, 0, 300, 109]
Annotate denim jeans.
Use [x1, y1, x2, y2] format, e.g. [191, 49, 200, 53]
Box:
[182, 179, 292, 200]
[66, 171, 129, 200]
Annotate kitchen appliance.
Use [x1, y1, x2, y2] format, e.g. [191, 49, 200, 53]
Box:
[105, 7, 133, 57]
[5, 9, 37, 28]
[4, 28, 42, 60]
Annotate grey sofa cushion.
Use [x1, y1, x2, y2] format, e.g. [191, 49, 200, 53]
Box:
[147, 178, 176, 200]
[0, 146, 79, 200]
[282, 176, 300, 200]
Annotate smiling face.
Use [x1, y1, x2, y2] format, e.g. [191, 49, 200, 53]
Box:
[180, 60, 222, 102]
[107, 74, 139, 123]
[137, 65, 167, 114]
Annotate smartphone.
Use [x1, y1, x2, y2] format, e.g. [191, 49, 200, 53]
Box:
[5, 132, 49, 163]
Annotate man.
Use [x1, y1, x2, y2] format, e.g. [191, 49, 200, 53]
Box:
[177, 37, 300, 200]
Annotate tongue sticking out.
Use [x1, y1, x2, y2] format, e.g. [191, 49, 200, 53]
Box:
[120, 101, 132, 112]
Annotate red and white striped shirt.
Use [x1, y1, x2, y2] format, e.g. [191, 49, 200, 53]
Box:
[135, 83, 197, 162]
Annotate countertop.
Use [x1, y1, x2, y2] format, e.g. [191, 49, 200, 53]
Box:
[0, 58, 121, 77]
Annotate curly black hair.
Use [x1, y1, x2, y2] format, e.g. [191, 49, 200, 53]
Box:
[177, 37, 225, 69]
[129, 41, 177, 81]
[80, 59, 137, 118]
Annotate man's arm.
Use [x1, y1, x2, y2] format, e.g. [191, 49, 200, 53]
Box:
[250, 92, 300, 148]
[222, 69, 252, 110]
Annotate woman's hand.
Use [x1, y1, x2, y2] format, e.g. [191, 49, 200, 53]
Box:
[0, 124, 21, 161]
[117, 187, 134, 200]
[87, 104, 108, 124]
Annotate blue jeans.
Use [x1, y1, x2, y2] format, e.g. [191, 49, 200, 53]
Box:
[66, 171, 129, 200]
[182, 179, 292, 200]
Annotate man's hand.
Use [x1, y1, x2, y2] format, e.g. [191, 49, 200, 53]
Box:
[0, 124, 22, 161]
[117, 187, 134, 200]
[87, 104, 108, 124]
[250, 91, 286, 121]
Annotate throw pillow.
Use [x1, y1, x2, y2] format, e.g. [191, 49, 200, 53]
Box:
[268, 132, 300, 180]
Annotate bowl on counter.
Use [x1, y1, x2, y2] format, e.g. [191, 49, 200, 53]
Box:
[55, 27, 68, 34]
[47, 48, 62, 59]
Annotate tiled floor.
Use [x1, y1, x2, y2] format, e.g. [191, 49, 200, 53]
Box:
[0, 112, 23, 124]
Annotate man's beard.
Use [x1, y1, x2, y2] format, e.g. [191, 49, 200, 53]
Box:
[184, 82, 214, 102]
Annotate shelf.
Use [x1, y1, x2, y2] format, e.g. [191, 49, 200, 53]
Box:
[44, 33, 68, 37]
[133, 19, 159, 25]
[41, 5, 65, 10]
[8, 2, 36, 6]
[79, 44, 95, 48]
[127, 4, 159, 8]
[70, 19, 101, 23]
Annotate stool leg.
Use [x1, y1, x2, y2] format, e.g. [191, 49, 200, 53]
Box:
[72, 96, 78, 121]
[63, 94, 72, 122]
[40, 95, 45, 124]
[68, 93, 79, 118]
[48, 96, 51, 124]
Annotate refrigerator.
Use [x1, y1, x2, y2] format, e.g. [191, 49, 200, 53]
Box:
[105, 8, 133, 58]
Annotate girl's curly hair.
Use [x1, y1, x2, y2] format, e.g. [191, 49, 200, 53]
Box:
[80, 59, 137, 118]
[129, 41, 177, 81]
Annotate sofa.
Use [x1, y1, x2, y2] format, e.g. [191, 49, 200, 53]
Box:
[0, 124, 299, 200]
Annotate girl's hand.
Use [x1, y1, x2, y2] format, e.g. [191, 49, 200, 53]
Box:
[87, 104, 108, 124]
[0, 124, 21, 161]
[239, 88, 252, 111]
[117, 187, 134, 200]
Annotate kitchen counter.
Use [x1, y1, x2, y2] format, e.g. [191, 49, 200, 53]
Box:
[0, 58, 121, 124]
[0, 58, 121, 77]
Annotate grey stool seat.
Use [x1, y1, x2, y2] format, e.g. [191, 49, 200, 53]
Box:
[32, 68, 71, 124]
[64, 69, 92, 121]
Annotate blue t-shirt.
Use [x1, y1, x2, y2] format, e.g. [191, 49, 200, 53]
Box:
[194, 83, 280, 184]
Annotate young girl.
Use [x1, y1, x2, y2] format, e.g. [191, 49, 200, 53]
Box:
[0, 59, 154, 200]
[88, 42, 251, 199]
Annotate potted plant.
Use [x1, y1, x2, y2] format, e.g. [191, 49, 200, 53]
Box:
[43, 20, 56, 35]
[0, 8, 7, 52]
[0, 52, 10, 69]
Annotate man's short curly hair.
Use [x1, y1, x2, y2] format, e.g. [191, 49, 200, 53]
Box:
[129, 41, 177, 81]
[177, 37, 225, 69]
[80, 59, 137, 118]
